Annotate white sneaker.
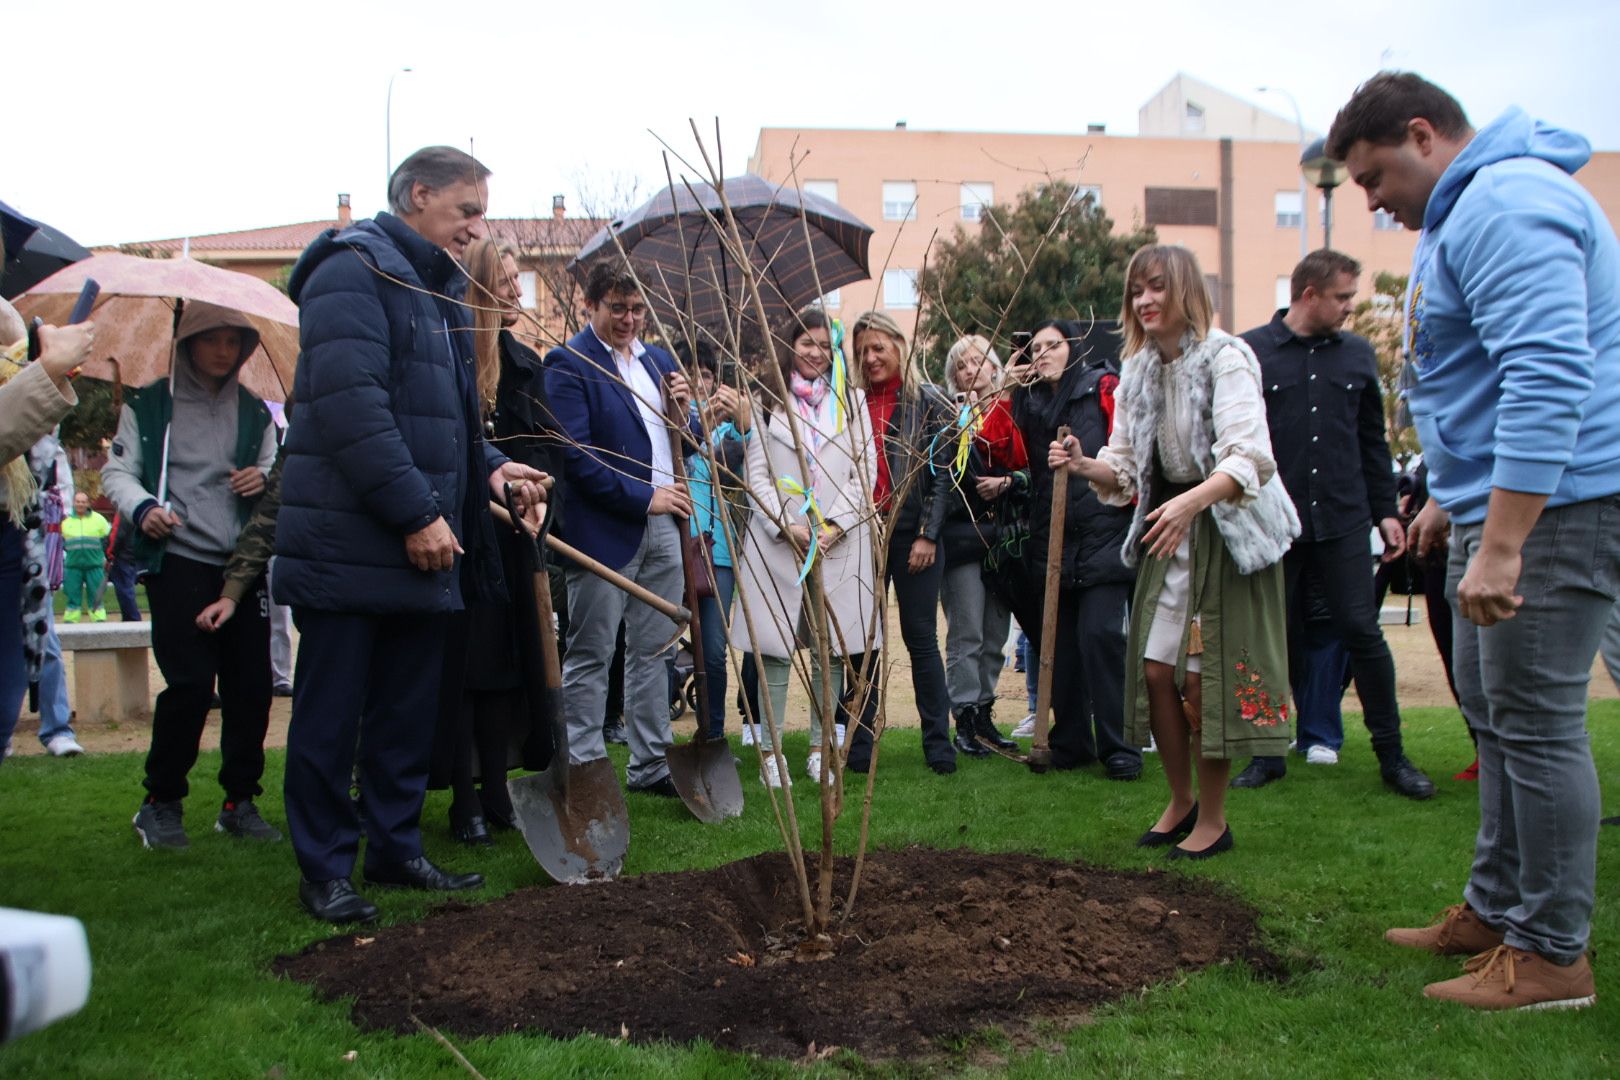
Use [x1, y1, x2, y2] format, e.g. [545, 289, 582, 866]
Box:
[1, 740, 12, 760]
[1011, 714, 1037, 739]
[834, 723, 846, 749]
[46, 735, 85, 758]
[1305, 745, 1340, 765]
[760, 755, 790, 788]
[806, 751, 828, 784]
[741, 724, 756, 746]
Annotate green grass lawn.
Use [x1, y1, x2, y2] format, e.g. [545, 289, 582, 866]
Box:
[1, 704, 1616, 1078]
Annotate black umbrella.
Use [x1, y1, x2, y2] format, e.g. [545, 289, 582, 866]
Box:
[568, 173, 873, 332]
[2, 200, 91, 300]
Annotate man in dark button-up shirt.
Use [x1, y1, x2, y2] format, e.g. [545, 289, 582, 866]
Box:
[1232, 250, 1435, 800]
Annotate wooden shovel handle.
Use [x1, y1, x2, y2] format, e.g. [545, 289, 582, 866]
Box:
[489, 501, 691, 624]
[1031, 424, 1072, 764]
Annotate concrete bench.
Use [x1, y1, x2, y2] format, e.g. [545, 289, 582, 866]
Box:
[55, 622, 151, 725]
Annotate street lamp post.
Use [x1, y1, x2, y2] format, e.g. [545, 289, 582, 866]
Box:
[385, 67, 414, 193]
[1258, 85, 1308, 260]
[1300, 137, 1350, 251]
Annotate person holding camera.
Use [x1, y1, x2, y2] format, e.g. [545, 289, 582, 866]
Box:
[1006, 319, 1139, 779]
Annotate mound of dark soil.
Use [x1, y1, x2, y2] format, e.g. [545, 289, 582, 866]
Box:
[275, 847, 1276, 1062]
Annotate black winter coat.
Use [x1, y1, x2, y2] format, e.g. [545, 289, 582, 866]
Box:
[1012, 360, 1134, 590]
[880, 383, 955, 544]
[274, 213, 506, 614]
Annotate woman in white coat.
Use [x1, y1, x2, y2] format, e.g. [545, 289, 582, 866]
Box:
[729, 308, 881, 788]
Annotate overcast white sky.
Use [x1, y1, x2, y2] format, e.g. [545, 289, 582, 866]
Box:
[10, 0, 1618, 247]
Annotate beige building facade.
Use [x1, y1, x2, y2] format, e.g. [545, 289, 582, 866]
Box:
[749, 79, 1620, 347]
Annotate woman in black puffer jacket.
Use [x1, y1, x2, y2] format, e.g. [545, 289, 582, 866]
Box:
[1006, 319, 1138, 777]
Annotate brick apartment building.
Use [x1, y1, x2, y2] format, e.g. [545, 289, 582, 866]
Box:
[747, 73, 1620, 343]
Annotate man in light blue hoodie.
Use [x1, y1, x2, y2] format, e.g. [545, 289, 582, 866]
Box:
[1329, 72, 1617, 1013]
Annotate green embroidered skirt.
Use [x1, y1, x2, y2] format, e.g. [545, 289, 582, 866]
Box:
[1124, 510, 1293, 760]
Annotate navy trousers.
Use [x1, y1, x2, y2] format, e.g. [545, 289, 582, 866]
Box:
[284, 608, 447, 882]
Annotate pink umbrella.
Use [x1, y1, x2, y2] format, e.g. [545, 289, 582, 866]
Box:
[12, 252, 299, 402]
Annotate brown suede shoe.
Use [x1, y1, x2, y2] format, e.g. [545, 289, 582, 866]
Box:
[1423, 945, 1595, 1011]
[1385, 903, 1505, 955]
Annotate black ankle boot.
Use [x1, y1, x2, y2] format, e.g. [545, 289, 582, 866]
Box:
[953, 704, 991, 756]
[973, 700, 1018, 750]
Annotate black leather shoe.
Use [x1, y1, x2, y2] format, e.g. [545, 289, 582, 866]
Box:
[451, 814, 493, 847]
[363, 855, 483, 892]
[953, 710, 992, 757]
[1137, 802, 1198, 848]
[603, 717, 629, 745]
[1381, 756, 1436, 800]
[480, 797, 518, 832]
[628, 776, 680, 798]
[1230, 759, 1285, 789]
[1166, 825, 1234, 861]
[972, 702, 1018, 750]
[299, 877, 379, 924]
[928, 758, 957, 775]
[1105, 753, 1143, 781]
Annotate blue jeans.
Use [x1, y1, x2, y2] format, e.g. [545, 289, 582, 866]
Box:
[0, 521, 24, 753]
[1018, 631, 1036, 710]
[36, 612, 75, 744]
[109, 557, 141, 621]
[697, 565, 735, 739]
[1451, 495, 1618, 963]
[1292, 623, 1349, 752]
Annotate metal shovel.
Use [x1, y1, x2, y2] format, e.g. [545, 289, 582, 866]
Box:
[495, 494, 630, 883]
[661, 419, 744, 822]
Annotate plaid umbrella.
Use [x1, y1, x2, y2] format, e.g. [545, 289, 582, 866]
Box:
[568, 173, 873, 333]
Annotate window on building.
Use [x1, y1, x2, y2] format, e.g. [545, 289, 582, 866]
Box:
[519, 270, 538, 310]
[960, 181, 993, 221]
[1184, 102, 1205, 133]
[802, 179, 838, 205]
[882, 269, 918, 309]
[1204, 274, 1221, 313]
[821, 288, 841, 309]
[1275, 190, 1303, 230]
[1275, 275, 1293, 311]
[1145, 187, 1218, 227]
[1073, 184, 1103, 211]
[1373, 208, 1402, 231]
[882, 181, 917, 222]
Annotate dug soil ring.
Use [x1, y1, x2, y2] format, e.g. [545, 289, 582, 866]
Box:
[275, 847, 1278, 1063]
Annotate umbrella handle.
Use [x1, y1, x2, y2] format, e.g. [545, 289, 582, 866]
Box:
[67, 280, 100, 325]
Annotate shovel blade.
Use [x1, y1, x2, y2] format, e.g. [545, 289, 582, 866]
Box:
[666, 737, 745, 823]
[507, 758, 629, 884]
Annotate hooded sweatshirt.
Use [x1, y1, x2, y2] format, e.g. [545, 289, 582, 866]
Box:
[102, 302, 278, 567]
[1404, 107, 1620, 524]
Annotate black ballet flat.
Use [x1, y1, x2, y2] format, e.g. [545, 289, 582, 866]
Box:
[1165, 825, 1234, 861]
[1136, 803, 1199, 848]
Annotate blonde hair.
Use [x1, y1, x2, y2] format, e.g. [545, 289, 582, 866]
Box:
[943, 334, 1002, 392]
[848, 310, 925, 393]
[1119, 245, 1214, 357]
[462, 238, 516, 415]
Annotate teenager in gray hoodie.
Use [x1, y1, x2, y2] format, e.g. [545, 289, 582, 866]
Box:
[103, 301, 279, 849]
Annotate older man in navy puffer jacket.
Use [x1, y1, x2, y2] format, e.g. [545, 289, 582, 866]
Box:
[275, 146, 546, 925]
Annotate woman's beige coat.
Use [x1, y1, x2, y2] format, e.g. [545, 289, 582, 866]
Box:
[729, 385, 883, 661]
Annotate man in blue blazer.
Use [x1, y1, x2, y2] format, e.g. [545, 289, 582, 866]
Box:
[544, 263, 694, 795]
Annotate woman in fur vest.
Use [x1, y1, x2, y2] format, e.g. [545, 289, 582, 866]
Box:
[1049, 245, 1298, 859]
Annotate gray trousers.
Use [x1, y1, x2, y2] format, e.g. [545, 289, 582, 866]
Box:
[941, 562, 1010, 711]
[1449, 495, 1619, 962]
[757, 652, 842, 752]
[562, 517, 681, 788]
[1601, 598, 1620, 692]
